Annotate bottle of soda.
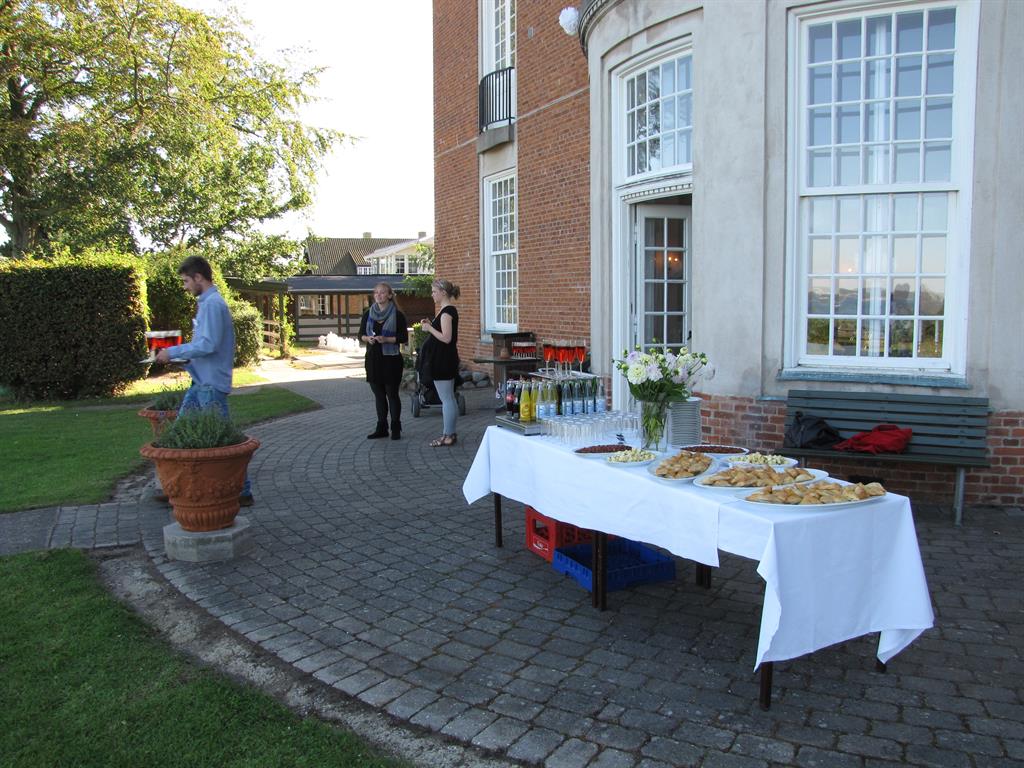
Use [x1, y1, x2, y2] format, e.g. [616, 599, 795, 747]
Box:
[512, 380, 521, 420]
[520, 380, 533, 423]
[505, 380, 516, 416]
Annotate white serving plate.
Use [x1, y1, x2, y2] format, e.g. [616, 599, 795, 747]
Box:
[737, 491, 887, 510]
[723, 454, 799, 469]
[693, 467, 828, 491]
[646, 459, 715, 483]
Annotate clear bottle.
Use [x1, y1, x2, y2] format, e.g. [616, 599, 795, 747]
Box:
[596, 378, 607, 413]
[572, 380, 584, 416]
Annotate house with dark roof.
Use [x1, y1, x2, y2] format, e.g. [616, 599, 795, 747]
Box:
[303, 234, 413, 276]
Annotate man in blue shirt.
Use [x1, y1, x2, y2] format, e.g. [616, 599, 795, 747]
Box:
[156, 256, 253, 505]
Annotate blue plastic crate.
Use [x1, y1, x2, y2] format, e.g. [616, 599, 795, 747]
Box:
[552, 539, 676, 592]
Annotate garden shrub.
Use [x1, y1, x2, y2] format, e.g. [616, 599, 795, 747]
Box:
[0, 252, 147, 399]
[228, 296, 262, 367]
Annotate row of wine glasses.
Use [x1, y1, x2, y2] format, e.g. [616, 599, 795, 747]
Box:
[543, 411, 640, 446]
[541, 339, 587, 374]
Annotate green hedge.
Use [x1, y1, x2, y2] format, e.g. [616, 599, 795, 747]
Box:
[144, 251, 262, 368]
[0, 253, 147, 399]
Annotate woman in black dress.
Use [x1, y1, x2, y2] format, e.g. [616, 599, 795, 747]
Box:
[419, 279, 460, 446]
[359, 282, 408, 440]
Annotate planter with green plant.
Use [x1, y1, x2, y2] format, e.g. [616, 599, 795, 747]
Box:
[140, 408, 259, 532]
[137, 387, 187, 436]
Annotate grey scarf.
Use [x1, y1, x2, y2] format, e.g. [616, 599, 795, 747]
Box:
[368, 302, 399, 356]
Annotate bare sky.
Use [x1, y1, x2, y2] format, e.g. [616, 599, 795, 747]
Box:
[187, 0, 435, 241]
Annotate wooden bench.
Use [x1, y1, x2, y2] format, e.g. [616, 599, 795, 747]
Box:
[782, 389, 990, 525]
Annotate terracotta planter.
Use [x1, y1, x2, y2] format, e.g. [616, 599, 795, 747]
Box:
[138, 408, 178, 438]
[140, 438, 260, 531]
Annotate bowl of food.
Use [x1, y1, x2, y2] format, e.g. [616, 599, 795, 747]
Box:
[677, 444, 749, 460]
[606, 448, 658, 467]
[574, 444, 632, 459]
[723, 452, 798, 468]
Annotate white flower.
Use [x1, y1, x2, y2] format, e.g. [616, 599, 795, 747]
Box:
[558, 6, 580, 35]
[645, 363, 663, 382]
[626, 362, 647, 384]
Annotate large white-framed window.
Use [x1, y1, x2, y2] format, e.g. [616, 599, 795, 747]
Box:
[482, 0, 516, 73]
[624, 52, 693, 178]
[483, 171, 518, 330]
[788, 2, 977, 374]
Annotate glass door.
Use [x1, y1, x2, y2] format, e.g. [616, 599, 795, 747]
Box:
[633, 204, 691, 351]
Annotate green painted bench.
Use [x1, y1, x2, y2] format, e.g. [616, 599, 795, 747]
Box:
[781, 389, 990, 525]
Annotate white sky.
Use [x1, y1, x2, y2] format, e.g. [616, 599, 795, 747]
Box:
[184, 0, 435, 241]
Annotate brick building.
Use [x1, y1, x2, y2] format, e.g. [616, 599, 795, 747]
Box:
[432, 0, 1023, 507]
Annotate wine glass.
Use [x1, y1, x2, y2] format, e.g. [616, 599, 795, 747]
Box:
[574, 339, 586, 373]
[543, 340, 556, 373]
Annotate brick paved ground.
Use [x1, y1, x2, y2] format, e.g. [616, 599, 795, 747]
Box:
[4, 362, 1021, 767]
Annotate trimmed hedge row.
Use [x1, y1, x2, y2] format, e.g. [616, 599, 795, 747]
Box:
[0, 253, 148, 399]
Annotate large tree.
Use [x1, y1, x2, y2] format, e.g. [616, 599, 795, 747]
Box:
[0, 0, 341, 262]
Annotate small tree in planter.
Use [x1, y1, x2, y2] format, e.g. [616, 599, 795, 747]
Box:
[137, 386, 186, 437]
[140, 408, 259, 532]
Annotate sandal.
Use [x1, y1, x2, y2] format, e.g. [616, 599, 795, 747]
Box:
[430, 434, 458, 447]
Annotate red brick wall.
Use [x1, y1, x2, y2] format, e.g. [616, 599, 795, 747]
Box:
[433, 0, 590, 367]
[698, 394, 1024, 508]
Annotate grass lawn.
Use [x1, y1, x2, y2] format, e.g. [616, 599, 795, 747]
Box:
[0, 377, 317, 513]
[0, 549, 407, 768]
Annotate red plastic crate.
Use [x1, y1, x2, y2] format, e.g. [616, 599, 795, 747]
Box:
[525, 506, 592, 562]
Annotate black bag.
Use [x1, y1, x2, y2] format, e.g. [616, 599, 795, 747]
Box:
[784, 411, 842, 449]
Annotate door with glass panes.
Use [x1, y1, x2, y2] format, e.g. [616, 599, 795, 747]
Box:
[633, 204, 691, 351]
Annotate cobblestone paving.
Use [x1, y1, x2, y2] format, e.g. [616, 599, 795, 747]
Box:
[10, 369, 1023, 767]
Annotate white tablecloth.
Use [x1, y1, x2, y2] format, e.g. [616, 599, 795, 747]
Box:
[463, 426, 935, 668]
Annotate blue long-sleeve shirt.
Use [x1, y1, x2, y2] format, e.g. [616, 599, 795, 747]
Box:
[165, 285, 235, 394]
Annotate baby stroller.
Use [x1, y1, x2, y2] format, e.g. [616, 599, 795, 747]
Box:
[410, 349, 466, 418]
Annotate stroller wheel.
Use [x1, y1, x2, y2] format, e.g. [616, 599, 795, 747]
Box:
[410, 393, 421, 417]
[457, 392, 467, 416]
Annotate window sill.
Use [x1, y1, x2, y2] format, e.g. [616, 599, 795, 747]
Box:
[777, 367, 969, 389]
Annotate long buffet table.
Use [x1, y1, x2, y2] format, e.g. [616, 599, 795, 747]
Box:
[462, 426, 935, 707]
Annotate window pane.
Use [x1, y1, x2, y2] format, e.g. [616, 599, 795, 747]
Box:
[923, 142, 951, 181]
[809, 149, 832, 186]
[627, 79, 635, 110]
[645, 218, 664, 247]
[645, 249, 664, 279]
[837, 19, 861, 59]
[645, 282, 664, 312]
[648, 137, 661, 171]
[896, 55, 922, 96]
[808, 278, 832, 313]
[894, 144, 920, 182]
[866, 59, 891, 98]
[865, 101, 890, 141]
[925, 98, 952, 138]
[862, 318, 885, 356]
[891, 279, 915, 313]
[662, 61, 675, 93]
[809, 23, 832, 63]
[889, 319, 914, 356]
[678, 56, 691, 90]
[917, 319, 943, 357]
[838, 197, 860, 232]
[666, 315, 684, 345]
[838, 62, 861, 101]
[637, 72, 647, 104]
[663, 96, 675, 131]
[864, 235, 888, 272]
[809, 108, 831, 146]
[926, 53, 954, 95]
[837, 147, 860, 185]
[920, 276, 945, 314]
[834, 319, 857, 355]
[810, 237, 833, 273]
[837, 104, 861, 143]
[893, 194, 918, 230]
[810, 65, 832, 104]
[636, 108, 647, 139]
[678, 93, 692, 127]
[678, 129, 692, 163]
[663, 132, 675, 166]
[648, 66, 660, 101]
[894, 100, 920, 139]
[864, 145, 891, 183]
[637, 141, 647, 173]
[863, 277, 887, 314]
[810, 198, 833, 233]
[644, 315, 661, 343]
[667, 218, 684, 247]
[667, 282, 684, 311]
[921, 193, 948, 230]
[893, 236, 917, 273]
[896, 12, 924, 53]
[864, 195, 889, 231]
[837, 238, 859, 273]
[866, 16, 892, 56]
[927, 8, 956, 50]
[807, 318, 830, 355]
[649, 101, 660, 135]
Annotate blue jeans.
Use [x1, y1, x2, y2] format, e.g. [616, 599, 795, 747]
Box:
[173, 384, 252, 497]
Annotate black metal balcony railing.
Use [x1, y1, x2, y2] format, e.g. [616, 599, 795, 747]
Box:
[479, 67, 515, 133]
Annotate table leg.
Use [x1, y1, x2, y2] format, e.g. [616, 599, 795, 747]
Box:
[592, 531, 608, 611]
[696, 563, 712, 589]
[493, 493, 503, 548]
[759, 662, 774, 710]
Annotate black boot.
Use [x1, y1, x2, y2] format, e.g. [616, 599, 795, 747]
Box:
[367, 423, 388, 439]
[390, 421, 402, 440]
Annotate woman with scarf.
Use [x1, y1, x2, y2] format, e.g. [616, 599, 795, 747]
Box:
[359, 282, 409, 440]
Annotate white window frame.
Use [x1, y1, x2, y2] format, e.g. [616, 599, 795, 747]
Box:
[481, 0, 516, 74]
[483, 170, 518, 332]
[784, 0, 978, 377]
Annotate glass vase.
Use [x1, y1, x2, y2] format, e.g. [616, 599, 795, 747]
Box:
[638, 398, 669, 452]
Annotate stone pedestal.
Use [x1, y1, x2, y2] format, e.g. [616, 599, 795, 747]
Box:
[163, 516, 254, 562]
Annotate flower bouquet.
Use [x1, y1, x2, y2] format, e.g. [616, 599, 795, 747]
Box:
[613, 346, 709, 451]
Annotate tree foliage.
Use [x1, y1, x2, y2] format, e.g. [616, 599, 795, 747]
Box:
[0, 0, 343, 270]
[402, 242, 435, 298]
